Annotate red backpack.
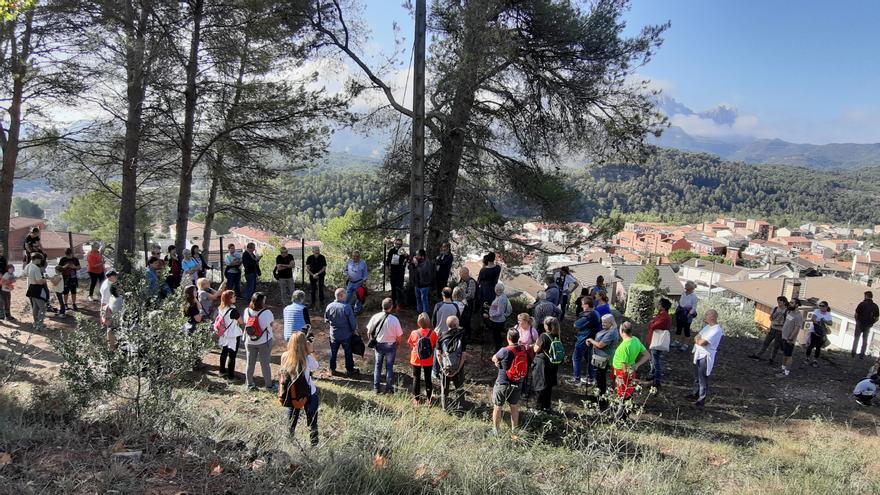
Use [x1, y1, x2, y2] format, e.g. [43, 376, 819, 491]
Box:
[505, 345, 529, 383]
[245, 309, 267, 341]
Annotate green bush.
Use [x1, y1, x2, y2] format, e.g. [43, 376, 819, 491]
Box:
[699, 294, 759, 337]
[53, 268, 213, 426]
[624, 283, 656, 326]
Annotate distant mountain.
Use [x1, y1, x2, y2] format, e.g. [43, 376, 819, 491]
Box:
[652, 96, 880, 170]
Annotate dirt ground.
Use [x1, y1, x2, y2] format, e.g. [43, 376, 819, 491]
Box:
[4, 281, 880, 430]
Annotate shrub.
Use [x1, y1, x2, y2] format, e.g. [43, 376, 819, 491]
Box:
[624, 284, 656, 325]
[53, 268, 213, 426]
[698, 293, 759, 337]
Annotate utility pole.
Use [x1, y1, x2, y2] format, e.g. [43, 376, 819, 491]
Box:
[409, 0, 426, 255]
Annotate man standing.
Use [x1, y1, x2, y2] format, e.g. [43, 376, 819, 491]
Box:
[690, 309, 723, 407]
[853, 291, 879, 359]
[275, 246, 296, 305]
[778, 298, 804, 377]
[343, 250, 368, 314]
[224, 243, 242, 296]
[411, 249, 435, 314]
[306, 245, 327, 309]
[556, 266, 579, 319]
[749, 296, 788, 363]
[324, 288, 359, 377]
[491, 329, 527, 436]
[456, 267, 477, 338]
[385, 238, 408, 312]
[242, 242, 261, 301]
[431, 287, 461, 335]
[145, 257, 170, 301]
[434, 242, 454, 296]
[532, 290, 561, 331]
[543, 274, 561, 308]
[367, 298, 403, 393]
[59, 247, 81, 312]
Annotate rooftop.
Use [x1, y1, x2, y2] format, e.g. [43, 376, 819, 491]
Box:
[718, 277, 871, 320]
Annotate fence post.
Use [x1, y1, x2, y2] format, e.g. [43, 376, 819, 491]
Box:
[67, 231, 73, 250]
[219, 236, 225, 281]
[142, 232, 149, 266]
[382, 242, 387, 292]
[301, 238, 305, 286]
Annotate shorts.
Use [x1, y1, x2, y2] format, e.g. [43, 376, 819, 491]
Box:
[492, 383, 521, 406]
[63, 277, 79, 294]
[781, 340, 795, 357]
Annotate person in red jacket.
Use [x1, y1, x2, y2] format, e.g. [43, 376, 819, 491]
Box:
[646, 298, 672, 389]
[408, 312, 439, 404]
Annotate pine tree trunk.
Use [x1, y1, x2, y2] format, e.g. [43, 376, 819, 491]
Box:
[201, 157, 221, 253]
[174, 0, 204, 252]
[0, 11, 33, 260]
[115, 1, 150, 273]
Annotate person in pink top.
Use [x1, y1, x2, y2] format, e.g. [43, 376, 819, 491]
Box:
[86, 243, 106, 302]
[513, 313, 539, 347]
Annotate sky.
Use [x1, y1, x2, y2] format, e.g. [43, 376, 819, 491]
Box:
[353, 0, 880, 145]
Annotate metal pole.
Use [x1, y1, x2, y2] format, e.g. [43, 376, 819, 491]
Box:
[383, 242, 387, 292]
[219, 235, 225, 281]
[142, 232, 149, 266]
[301, 238, 305, 286]
[67, 231, 73, 250]
[408, 0, 427, 255]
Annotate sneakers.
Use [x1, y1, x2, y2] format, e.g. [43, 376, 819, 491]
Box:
[566, 377, 583, 386]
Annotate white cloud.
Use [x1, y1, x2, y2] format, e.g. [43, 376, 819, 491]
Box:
[669, 112, 766, 139]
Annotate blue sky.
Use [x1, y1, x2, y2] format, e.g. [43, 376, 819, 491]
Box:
[357, 0, 880, 145]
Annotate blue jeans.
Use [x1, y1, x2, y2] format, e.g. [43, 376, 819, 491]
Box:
[651, 349, 663, 386]
[373, 342, 397, 392]
[693, 358, 709, 402]
[244, 272, 257, 301]
[572, 340, 588, 380]
[415, 286, 430, 313]
[346, 282, 362, 314]
[225, 271, 241, 296]
[330, 337, 354, 373]
[286, 391, 319, 446]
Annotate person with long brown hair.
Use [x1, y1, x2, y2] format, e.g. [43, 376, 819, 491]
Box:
[279, 332, 320, 445]
[217, 290, 244, 380]
[243, 292, 275, 391]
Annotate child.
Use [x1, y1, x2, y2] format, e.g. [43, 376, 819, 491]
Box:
[47, 266, 67, 316]
[0, 264, 15, 321]
[853, 374, 879, 406]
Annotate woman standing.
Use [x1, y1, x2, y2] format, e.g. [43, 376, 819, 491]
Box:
[279, 332, 320, 446]
[86, 242, 104, 301]
[181, 249, 201, 287]
[191, 245, 209, 279]
[586, 314, 620, 411]
[197, 277, 221, 321]
[182, 285, 203, 333]
[24, 252, 49, 331]
[806, 301, 832, 367]
[244, 292, 275, 391]
[216, 290, 244, 380]
[646, 298, 672, 389]
[408, 312, 438, 404]
[513, 313, 539, 347]
[477, 252, 502, 307]
[532, 316, 561, 413]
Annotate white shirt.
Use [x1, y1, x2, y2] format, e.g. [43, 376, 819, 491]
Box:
[853, 379, 877, 397]
[217, 306, 243, 350]
[679, 292, 698, 314]
[561, 273, 578, 294]
[367, 312, 402, 344]
[100, 279, 113, 306]
[244, 308, 274, 346]
[693, 323, 723, 375]
[304, 354, 319, 394]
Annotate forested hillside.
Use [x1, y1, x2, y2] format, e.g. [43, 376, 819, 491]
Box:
[270, 148, 880, 229]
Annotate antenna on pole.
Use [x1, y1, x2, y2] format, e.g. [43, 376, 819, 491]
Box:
[409, 0, 426, 255]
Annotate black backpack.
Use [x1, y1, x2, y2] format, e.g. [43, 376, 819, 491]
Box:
[279, 370, 310, 409]
[416, 329, 435, 360]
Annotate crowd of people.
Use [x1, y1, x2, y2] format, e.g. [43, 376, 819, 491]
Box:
[12, 233, 880, 443]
